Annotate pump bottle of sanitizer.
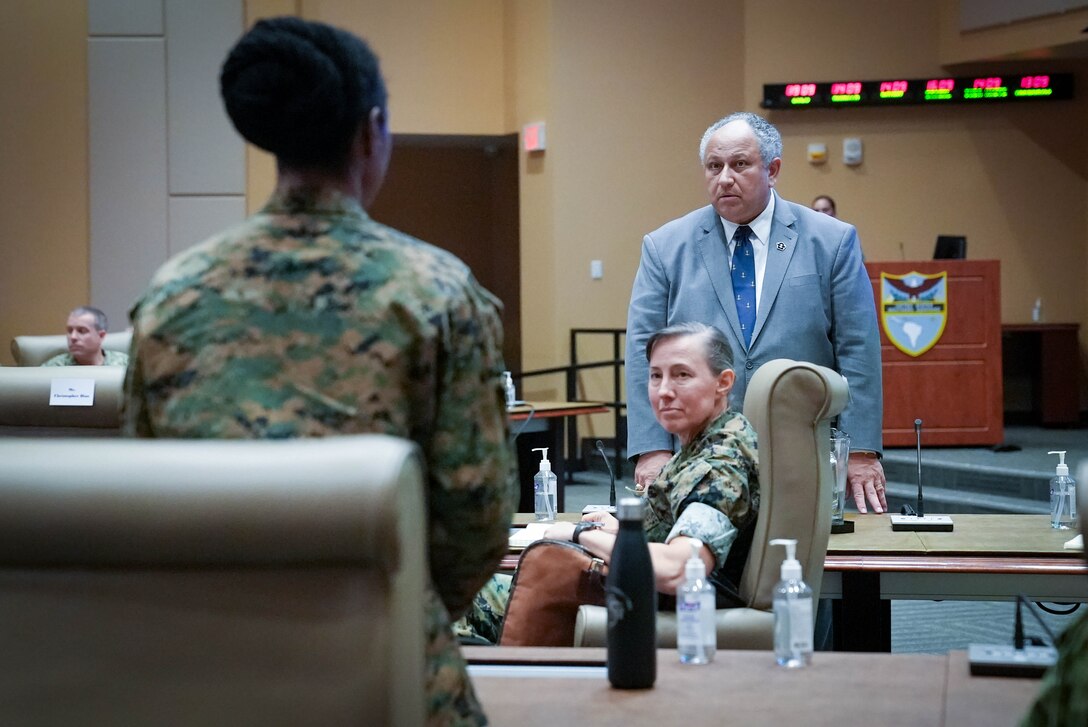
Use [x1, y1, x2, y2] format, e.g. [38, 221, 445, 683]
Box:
[532, 447, 557, 522]
[677, 538, 716, 664]
[771, 538, 813, 668]
[1048, 450, 1076, 530]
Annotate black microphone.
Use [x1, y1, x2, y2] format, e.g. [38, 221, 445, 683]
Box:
[914, 418, 924, 518]
[891, 418, 952, 531]
[597, 439, 616, 508]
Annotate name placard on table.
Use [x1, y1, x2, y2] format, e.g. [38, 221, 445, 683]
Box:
[49, 378, 96, 407]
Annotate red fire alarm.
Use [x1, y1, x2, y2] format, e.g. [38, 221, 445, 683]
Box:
[523, 121, 546, 152]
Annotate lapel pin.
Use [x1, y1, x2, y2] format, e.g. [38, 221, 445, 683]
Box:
[776, 242, 786, 251]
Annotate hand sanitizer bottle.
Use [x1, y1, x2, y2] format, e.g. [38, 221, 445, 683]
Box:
[532, 447, 557, 522]
[1048, 450, 1076, 530]
[502, 371, 517, 409]
[771, 538, 813, 668]
[677, 538, 716, 664]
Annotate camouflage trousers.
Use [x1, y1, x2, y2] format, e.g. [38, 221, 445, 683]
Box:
[451, 574, 512, 645]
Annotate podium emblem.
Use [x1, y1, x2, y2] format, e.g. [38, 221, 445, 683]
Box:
[880, 271, 948, 357]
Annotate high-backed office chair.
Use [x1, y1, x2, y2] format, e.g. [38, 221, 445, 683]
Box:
[575, 359, 849, 648]
[11, 329, 133, 366]
[0, 365, 124, 436]
[0, 435, 427, 726]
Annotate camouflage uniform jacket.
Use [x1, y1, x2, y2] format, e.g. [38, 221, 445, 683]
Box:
[1020, 607, 1088, 726]
[643, 408, 759, 585]
[42, 350, 129, 367]
[122, 186, 515, 727]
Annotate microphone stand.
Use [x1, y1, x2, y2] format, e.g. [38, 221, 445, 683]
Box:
[915, 418, 924, 517]
[890, 418, 953, 531]
[597, 439, 616, 508]
[580, 440, 618, 514]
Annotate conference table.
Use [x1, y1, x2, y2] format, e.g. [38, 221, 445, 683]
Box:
[824, 513, 1087, 651]
[507, 513, 1088, 652]
[463, 647, 1041, 726]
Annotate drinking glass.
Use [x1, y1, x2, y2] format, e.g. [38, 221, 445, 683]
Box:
[829, 428, 851, 526]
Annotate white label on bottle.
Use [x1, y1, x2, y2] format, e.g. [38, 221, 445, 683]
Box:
[789, 598, 814, 653]
[677, 597, 701, 648]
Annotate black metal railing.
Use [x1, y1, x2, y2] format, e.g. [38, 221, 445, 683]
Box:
[514, 327, 627, 479]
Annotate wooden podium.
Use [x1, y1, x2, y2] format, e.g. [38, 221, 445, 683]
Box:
[866, 260, 1003, 446]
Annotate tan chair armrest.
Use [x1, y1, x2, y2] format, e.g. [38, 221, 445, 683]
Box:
[574, 604, 774, 650]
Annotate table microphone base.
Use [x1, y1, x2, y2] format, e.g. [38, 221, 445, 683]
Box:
[967, 643, 1056, 678]
[831, 520, 855, 534]
[890, 514, 954, 532]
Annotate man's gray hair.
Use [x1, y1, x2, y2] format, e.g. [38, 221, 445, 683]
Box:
[71, 306, 109, 332]
[645, 321, 733, 374]
[699, 111, 782, 166]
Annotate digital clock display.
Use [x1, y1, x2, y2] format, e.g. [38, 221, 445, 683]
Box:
[762, 73, 1072, 109]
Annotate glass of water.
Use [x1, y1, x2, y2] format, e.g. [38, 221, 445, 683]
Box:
[829, 428, 851, 526]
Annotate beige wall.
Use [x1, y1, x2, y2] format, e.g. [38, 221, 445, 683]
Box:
[750, 0, 1088, 330]
[2, 0, 1085, 414]
[939, 3, 1088, 66]
[0, 2, 89, 364]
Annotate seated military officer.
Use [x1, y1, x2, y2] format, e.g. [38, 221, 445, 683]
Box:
[41, 307, 129, 367]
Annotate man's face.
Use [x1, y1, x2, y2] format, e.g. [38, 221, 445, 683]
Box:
[66, 312, 105, 365]
[813, 197, 836, 217]
[704, 120, 780, 225]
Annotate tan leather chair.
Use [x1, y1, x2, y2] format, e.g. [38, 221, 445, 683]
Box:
[575, 358, 849, 648]
[11, 329, 133, 366]
[0, 365, 124, 436]
[0, 435, 427, 726]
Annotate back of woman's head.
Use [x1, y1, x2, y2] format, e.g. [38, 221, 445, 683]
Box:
[220, 16, 387, 168]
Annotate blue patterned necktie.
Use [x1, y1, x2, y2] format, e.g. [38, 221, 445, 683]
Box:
[731, 225, 757, 346]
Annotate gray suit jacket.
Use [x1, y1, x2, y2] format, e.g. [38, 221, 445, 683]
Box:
[625, 192, 883, 456]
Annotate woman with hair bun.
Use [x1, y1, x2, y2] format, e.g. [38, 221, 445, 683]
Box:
[123, 17, 513, 726]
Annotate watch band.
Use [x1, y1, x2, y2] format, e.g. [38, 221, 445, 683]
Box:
[572, 521, 596, 545]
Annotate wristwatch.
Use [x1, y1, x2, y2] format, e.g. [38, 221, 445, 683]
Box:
[572, 521, 599, 545]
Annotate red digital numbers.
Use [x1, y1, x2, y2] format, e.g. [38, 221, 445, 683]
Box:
[879, 80, 908, 93]
[831, 82, 862, 95]
[1020, 75, 1050, 89]
[926, 79, 954, 91]
[785, 83, 817, 97]
[973, 77, 1003, 89]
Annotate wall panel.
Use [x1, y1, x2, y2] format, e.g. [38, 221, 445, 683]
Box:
[165, 0, 245, 195]
[88, 37, 168, 328]
[168, 197, 247, 257]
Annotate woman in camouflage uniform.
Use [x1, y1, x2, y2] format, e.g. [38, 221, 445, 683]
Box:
[545, 321, 758, 599]
[122, 17, 514, 727]
[461, 322, 757, 640]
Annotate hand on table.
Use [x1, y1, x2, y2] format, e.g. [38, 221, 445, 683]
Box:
[848, 453, 887, 514]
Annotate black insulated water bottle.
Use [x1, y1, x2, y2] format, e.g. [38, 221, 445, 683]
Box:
[606, 497, 656, 689]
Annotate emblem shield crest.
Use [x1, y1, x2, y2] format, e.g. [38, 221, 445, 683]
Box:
[880, 271, 948, 357]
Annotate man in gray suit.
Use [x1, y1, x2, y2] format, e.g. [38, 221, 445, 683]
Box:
[626, 112, 887, 514]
